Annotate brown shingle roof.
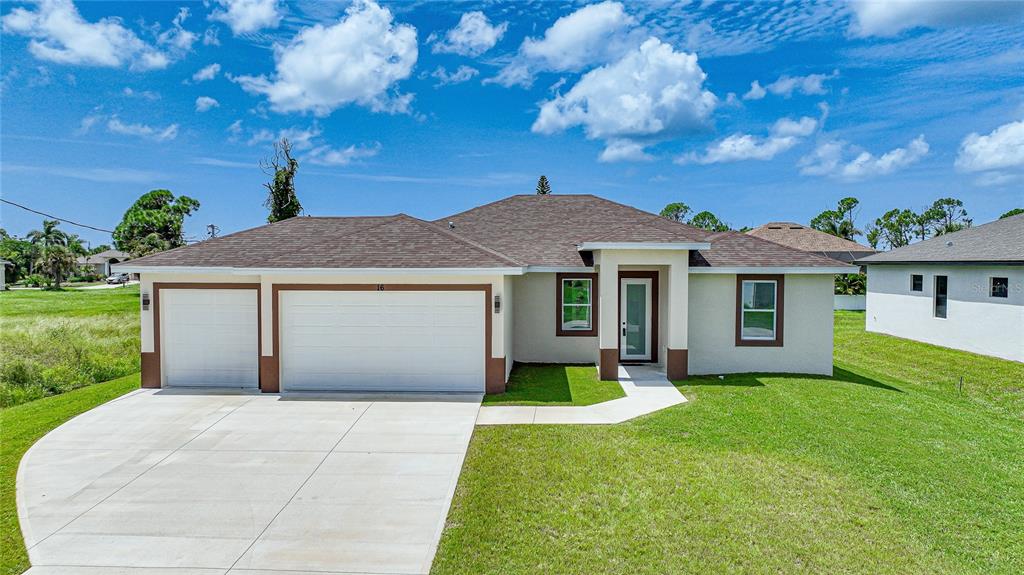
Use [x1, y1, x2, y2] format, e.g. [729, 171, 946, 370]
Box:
[747, 222, 874, 252]
[126, 214, 522, 268]
[691, 231, 853, 268]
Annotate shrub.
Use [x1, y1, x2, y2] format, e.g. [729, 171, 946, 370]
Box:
[21, 274, 46, 287]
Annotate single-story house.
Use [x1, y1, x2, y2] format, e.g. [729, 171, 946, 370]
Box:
[857, 213, 1023, 362]
[77, 249, 132, 277]
[116, 194, 852, 394]
[747, 222, 875, 310]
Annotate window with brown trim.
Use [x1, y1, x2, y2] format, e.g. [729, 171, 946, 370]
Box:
[556, 273, 598, 337]
[735, 274, 784, 347]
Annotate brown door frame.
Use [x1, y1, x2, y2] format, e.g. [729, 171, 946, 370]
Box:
[268, 283, 501, 394]
[147, 282, 262, 389]
[617, 271, 659, 363]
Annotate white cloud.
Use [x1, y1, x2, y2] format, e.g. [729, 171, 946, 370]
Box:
[202, 26, 220, 46]
[849, 0, 1024, 37]
[226, 119, 243, 140]
[800, 135, 929, 180]
[306, 142, 381, 166]
[1, 0, 170, 70]
[107, 117, 179, 141]
[123, 87, 160, 100]
[75, 113, 102, 135]
[232, 0, 417, 116]
[195, 96, 220, 112]
[208, 0, 283, 35]
[428, 65, 478, 87]
[744, 70, 838, 100]
[431, 11, 507, 57]
[599, 139, 654, 163]
[491, 1, 638, 87]
[678, 116, 818, 165]
[532, 37, 717, 162]
[954, 119, 1024, 172]
[192, 63, 221, 82]
[156, 7, 197, 53]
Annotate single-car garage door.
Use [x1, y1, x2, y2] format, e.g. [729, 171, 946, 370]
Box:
[280, 290, 485, 392]
[160, 288, 259, 388]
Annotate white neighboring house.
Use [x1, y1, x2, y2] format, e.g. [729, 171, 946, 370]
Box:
[858, 213, 1024, 362]
[77, 249, 131, 277]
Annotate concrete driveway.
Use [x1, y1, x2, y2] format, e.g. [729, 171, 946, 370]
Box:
[19, 388, 481, 575]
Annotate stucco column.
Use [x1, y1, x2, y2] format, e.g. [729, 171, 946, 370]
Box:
[597, 252, 619, 380]
[665, 252, 689, 380]
[258, 275, 279, 393]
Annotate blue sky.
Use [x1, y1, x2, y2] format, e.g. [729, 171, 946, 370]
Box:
[1, 0, 1022, 248]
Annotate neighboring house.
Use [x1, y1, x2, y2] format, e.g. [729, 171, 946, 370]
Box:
[0, 260, 10, 290]
[747, 222, 876, 310]
[77, 249, 131, 277]
[116, 194, 852, 394]
[858, 213, 1024, 362]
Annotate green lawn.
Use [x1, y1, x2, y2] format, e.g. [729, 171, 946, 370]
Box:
[433, 312, 1024, 575]
[483, 363, 625, 406]
[0, 286, 140, 407]
[0, 373, 140, 575]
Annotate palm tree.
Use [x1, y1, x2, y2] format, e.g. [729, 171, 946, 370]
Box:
[35, 244, 77, 287]
[26, 220, 70, 249]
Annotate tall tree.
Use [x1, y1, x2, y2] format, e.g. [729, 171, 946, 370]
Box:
[689, 211, 729, 232]
[660, 202, 691, 222]
[35, 244, 76, 287]
[1000, 208, 1024, 219]
[810, 197, 861, 240]
[113, 189, 200, 256]
[874, 208, 916, 249]
[929, 197, 972, 235]
[26, 219, 70, 249]
[535, 175, 552, 195]
[262, 138, 302, 222]
[864, 223, 881, 250]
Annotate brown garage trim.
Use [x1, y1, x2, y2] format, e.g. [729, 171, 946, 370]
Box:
[271, 283, 502, 394]
[147, 283, 262, 390]
[555, 272, 599, 337]
[735, 274, 785, 347]
[617, 270, 659, 363]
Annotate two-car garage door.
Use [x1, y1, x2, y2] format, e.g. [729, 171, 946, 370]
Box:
[279, 290, 485, 392]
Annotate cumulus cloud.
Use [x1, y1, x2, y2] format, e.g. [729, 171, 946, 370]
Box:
[208, 0, 283, 35]
[1, 0, 170, 70]
[430, 11, 506, 57]
[744, 70, 838, 100]
[678, 116, 818, 165]
[491, 1, 639, 87]
[192, 63, 221, 82]
[107, 117, 179, 141]
[532, 38, 716, 162]
[427, 65, 479, 87]
[849, 0, 1024, 37]
[954, 119, 1024, 172]
[156, 7, 197, 53]
[599, 139, 654, 163]
[232, 0, 417, 116]
[306, 142, 381, 166]
[800, 135, 929, 179]
[195, 96, 219, 112]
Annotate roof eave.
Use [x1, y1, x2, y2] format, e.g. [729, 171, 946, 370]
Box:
[577, 242, 712, 251]
[113, 264, 528, 276]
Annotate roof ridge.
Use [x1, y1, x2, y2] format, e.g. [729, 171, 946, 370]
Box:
[738, 231, 859, 266]
[581, 194, 712, 239]
[397, 214, 525, 267]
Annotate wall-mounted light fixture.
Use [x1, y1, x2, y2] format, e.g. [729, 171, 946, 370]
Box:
[141, 292, 150, 311]
[493, 294, 501, 314]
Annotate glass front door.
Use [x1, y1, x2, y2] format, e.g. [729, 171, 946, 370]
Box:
[620, 278, 652, 361]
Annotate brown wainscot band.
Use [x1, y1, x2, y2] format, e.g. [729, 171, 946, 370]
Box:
[666, 348, 688, 381]
[599, 348, 619, 381]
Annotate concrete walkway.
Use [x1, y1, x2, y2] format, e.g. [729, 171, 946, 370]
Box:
[476, 364, 687, 425]
[20, 389, 481, 575]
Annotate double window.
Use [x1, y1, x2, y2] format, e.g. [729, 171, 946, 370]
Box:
[556, 273, 598, 336]
[990, 277, 1008, 298]
[736, 275, 783, 346]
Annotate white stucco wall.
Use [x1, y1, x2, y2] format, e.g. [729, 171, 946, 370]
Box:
[687, 274, 834, 375]
[865, 264, 1024, 362]
[511, 272, 598, 363]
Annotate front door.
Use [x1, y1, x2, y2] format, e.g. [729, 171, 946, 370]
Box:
[620, 278, 652, 361]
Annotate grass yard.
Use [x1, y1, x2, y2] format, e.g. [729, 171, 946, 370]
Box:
[433, 312, 1024, 575]
[0, 286, 140, 407]
[483, 363, 625, 406]
[0, 373, 140, 575]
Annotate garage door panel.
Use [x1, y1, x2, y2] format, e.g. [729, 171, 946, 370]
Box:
[280, 290, 485, 392]
[161, 289, 258, 388]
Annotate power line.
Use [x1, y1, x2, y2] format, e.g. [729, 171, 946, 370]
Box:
[0, 198, 115, 234]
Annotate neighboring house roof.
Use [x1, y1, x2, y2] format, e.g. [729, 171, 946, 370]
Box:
[77, 249, 131, 265]
[747, 222, 874, 252]
[122, 194, 851, 271]
[124, 214, 523, 269]
[858, 213, 1024, 264]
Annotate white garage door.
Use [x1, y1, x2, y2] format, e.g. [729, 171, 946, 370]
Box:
[161, 289, 259, 388]
[280, 290, 486, 392]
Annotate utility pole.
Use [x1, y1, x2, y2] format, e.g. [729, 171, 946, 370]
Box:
[206, 224, 220, 239]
